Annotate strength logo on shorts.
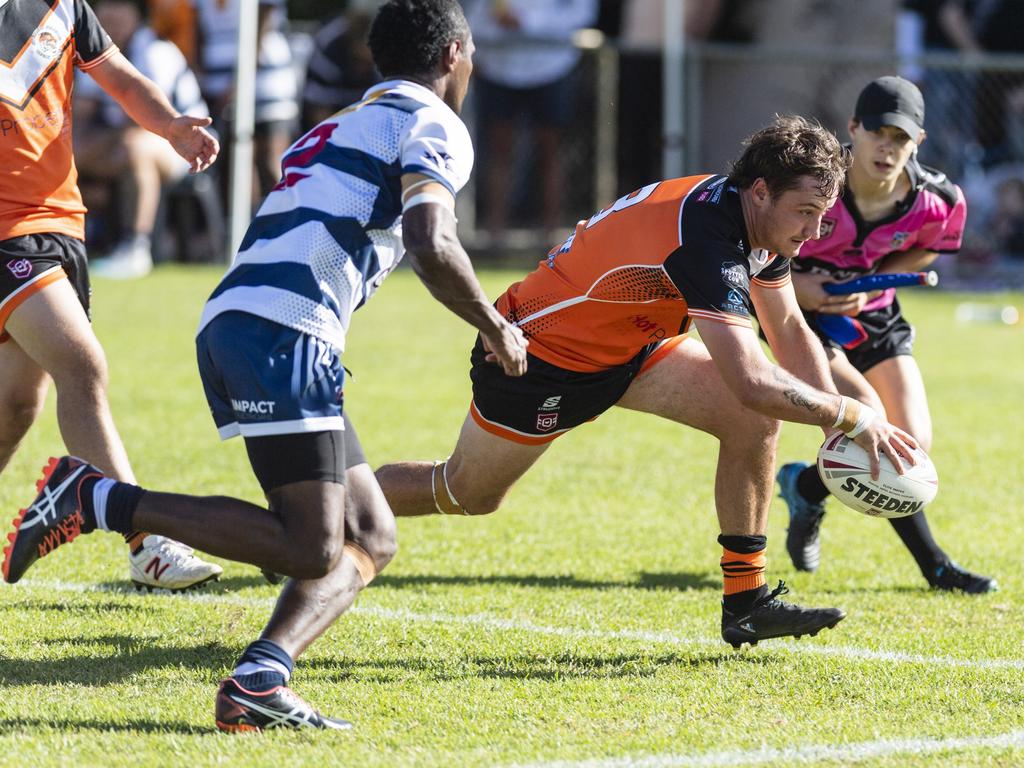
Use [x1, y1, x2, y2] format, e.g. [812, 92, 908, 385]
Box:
[536, 395, 562, 432]
[6, 259, 32, 279]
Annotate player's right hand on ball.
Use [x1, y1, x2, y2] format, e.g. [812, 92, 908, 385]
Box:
[481, 321, 528, 377]
[850, 418, 919, 480]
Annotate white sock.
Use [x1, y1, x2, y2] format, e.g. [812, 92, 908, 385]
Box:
[92, 478, 117, 531]
[233, 660, 291, 681]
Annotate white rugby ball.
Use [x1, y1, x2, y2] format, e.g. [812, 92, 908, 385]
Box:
[816, 432, 938, 518]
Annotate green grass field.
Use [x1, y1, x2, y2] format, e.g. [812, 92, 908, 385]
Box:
[1, 266, 1022, 767]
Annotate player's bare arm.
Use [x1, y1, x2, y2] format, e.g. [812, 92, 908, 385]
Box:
[400, 173, 527, 376]
[751, 281, 835, 394]
[86, 51, 219, 173]
[695, 317, 917, 476]
[875, 247, 939, 275]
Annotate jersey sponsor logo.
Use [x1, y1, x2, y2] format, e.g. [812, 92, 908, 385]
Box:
[230, 399, 276, 416]
[722, 289, 747, 314]
[540, 396, 562, 410]
[720, 261, 748, 289]
[891, 231, 910, 248]
[6, 258, 32, 279]
[629, 314, 668, 341]
[0, 107, 68, 138]
[819, 217, 836, 238]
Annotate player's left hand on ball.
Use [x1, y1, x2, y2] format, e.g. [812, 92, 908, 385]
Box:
[167, 115, 220, 173]
[482, 322, 528, 377]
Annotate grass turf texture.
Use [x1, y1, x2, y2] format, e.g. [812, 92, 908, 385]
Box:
[0, 265, 1022, 767]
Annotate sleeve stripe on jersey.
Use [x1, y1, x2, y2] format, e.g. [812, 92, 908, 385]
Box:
[76, 44, 118, 70]
[752, 273, 791, 288]
[401, 164, 456, 197]
[688, 308, 753, 328]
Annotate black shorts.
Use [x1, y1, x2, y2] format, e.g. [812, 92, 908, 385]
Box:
[243, 413, 367, 494]
[806, 298, 915, 374]
[469, 335, 657, 444]
[0, 233, 90, 342]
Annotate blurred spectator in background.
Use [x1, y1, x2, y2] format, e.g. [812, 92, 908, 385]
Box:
[301, 3, 381, 132]
[193, 0, 299, 206]
[464, 0, 599, 242]
[907, 1, 1024, 168]
[616, 0, 726, 196]
[148, 0, 198, 68]
[76, 0, 210, 278]
[966, 0, 1024, 167]
[989, 177, 1024, 258]
[899, 0, 979, 178]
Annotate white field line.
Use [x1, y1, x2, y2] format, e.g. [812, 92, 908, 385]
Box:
[506, 730, 1024, 768]
[10, 579, 1024, 672]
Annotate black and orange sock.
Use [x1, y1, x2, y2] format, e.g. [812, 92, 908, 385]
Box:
[719, 534, 768, 613]
[125, 532, 147, 554]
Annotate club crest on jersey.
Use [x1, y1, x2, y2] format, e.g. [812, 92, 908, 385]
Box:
[891, 231, 910, 248]
[819, 218, 836, 238]
[33, 27, 62, 60]
[720, 262, 748, 289]
[6, 259, 32, 280]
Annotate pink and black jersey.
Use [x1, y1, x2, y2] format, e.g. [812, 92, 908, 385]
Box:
[794, 156, 965, 312]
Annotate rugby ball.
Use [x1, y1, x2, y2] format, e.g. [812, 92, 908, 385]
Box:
[816, 432, 938, 518]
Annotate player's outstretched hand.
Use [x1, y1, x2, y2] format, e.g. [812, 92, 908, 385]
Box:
[481, 321, 528, 377]
[850, 418, 919, 480]
[167, 115, 220, 174]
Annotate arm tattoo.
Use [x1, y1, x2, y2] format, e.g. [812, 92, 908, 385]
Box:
[773, 367, 824, 413]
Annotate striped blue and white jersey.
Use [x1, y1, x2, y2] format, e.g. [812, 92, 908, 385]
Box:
[197, 79, 474, 352]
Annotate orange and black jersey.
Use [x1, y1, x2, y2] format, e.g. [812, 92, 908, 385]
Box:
[497, 175, 792, 372]
[0, 0, 116, 241]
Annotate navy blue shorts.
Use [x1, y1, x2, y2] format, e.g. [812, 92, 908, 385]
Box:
[196, 311, 346, 439]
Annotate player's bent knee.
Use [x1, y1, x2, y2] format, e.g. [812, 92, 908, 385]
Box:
[351, 515, 398, 575]
[462, 493, 504, 516]
[433, 460, 503, 516]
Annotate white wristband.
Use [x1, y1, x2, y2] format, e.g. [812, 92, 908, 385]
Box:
[832, 397, 847, 429]
[845, 404, 876, 438]
[402, 192, 455, 213]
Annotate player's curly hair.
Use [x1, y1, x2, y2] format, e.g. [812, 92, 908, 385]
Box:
[729, 115, 850, 200]
[368, 0, 469, 79]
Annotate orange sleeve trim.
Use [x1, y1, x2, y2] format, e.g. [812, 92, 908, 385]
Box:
[0, 267, 67, 335]
[687, 309, 753, 328]
[637, 334, 688, 377]
[752, 274, 792, 288]
[469, 401, 567, 446]
[77, 44, 119, 71]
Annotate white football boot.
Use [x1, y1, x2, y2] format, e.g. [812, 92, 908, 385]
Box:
[129, 535, 223, 591]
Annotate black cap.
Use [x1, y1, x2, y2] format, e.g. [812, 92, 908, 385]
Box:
[854, 76, 925, 137]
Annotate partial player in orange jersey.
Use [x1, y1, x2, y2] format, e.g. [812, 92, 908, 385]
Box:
[377, 115, 921, 649]
[0, 0, 220, 590]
